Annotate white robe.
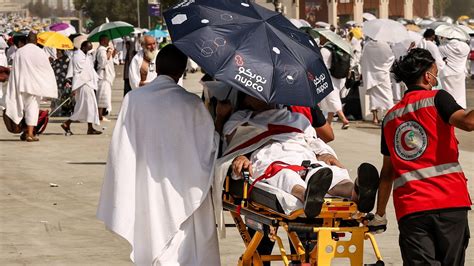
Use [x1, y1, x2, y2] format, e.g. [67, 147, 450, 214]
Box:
[350, 38, 362, 66]
[439, 39, 470, 108]
[0, 50, 7, 67]
[129, 50, 157, 90]
[97, 75, 220, 266]
[96, 46, 115, 110]
[69, 50, 100, 125]
[360, 40, 395, 111]
[319, 46, 345, 113]
[4, 43, 57, 124]
[418, 39, 446, 71]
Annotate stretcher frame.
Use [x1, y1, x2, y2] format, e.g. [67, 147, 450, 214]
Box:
[222, 174, 385, 266]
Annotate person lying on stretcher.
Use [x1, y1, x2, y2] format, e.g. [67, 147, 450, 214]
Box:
[222, 95, 380, 218]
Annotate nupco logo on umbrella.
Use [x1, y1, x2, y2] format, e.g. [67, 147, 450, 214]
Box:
[307, 72, 329, 95]
[234, 55, 267, 92]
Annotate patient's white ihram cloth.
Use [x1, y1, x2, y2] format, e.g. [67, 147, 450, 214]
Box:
[214, 108, 350, 237]
[97, 75, 220, 265]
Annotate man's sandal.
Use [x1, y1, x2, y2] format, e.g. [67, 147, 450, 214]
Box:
[61, 123, 74, 136]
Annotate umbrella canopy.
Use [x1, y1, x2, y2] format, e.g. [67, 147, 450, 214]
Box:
[299, 27, 319, 39]
[314, 21, 330, 29]
[289, 18, 311, 29]
[345, 20, 356, 26]
[418, 19, 435, 28]
[314, 28, 353, 56]
[428, 21, 449, 30]
[396, 30, 423, 50]
[72, 34, 88, 49]
[458, 15, 470, 22]
[88, 21, 134, 42]
[363, 12, 377, 21]
[37, 31, 74, 50]
[145, 29, 169, 38]
[405, 24, 421, 32]
[363, 19, 409, 43]
[164, 0, 333, 107]
[435, 24, 470, 41]
[457, 24, 474, 35]
[440, 16, 454, 24]
[49, 22, 76, 36]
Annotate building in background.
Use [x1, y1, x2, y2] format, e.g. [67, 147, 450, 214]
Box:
[27, 0, 75, 12]
[299, 0, 434, 27]
[0, 0, 29, 16]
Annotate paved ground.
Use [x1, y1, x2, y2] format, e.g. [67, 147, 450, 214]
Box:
[0, 66, 472, 265]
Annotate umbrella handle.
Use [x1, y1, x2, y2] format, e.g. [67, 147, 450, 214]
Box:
[224, 87, 233, 100]
[49, 97, 72, 117]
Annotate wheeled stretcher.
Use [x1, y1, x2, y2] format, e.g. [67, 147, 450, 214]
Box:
[222, 171, 385, 266]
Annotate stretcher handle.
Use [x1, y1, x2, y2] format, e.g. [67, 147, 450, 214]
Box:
[287, 224, 314, 233]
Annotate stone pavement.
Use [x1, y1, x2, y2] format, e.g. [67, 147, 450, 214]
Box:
[0, 66, 472, 265]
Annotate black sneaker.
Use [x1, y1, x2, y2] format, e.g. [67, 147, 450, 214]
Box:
[355, 163, 379, 213]
[304, 168, 333, 218]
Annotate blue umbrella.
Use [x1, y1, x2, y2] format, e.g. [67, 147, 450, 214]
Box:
[164, 0, 333, 107]
[145, 29, 169, 38]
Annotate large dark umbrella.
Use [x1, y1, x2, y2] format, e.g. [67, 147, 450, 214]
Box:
[164, 0, 333, 107]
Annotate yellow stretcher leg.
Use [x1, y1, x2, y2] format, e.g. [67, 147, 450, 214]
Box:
[271, 235, 290, 266]
[232, 211, 264, 266]
[365, 232, 384, 262]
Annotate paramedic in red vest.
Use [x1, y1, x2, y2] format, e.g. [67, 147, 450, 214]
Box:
[372, 48, 473, 265]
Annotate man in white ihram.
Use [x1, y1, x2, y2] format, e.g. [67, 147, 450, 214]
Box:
[96, 34, 116, 121]
[97, 44, 221, 266]
[439, 36, 470, 108]
[4, 33, 57, 142]
[60, 41, 102, 135]
[129, 35, 158, 89]
[417, 29, 445, 71]
[360, 38, 395, 124]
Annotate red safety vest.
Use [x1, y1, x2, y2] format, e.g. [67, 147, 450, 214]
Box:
[383, 89, 471, 220]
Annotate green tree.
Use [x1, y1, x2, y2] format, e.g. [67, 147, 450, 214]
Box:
[434, 0, 452, 17]
[74, 0, 180, 31]
[445, 0, 474, 19]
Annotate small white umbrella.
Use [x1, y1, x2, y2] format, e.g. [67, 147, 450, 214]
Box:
[363, 19, 409, 43]
[345, 20, 356, 26]
[457, 24, 474, 35]
[315, 28, 353, 56]
[289, 18, 311, 29]
[397, 31, 423, 50]
[314, 21, 330, 29]
[435, 24, 470, 41]
[363, 12, 377, 21]
[73, 34, 88, 49]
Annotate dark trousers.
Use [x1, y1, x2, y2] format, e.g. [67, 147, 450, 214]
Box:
[398, 209, 470, 266]
[124, 79, 132, 96]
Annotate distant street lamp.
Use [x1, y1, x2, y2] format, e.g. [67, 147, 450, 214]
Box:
[137, 0, 141, 28]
